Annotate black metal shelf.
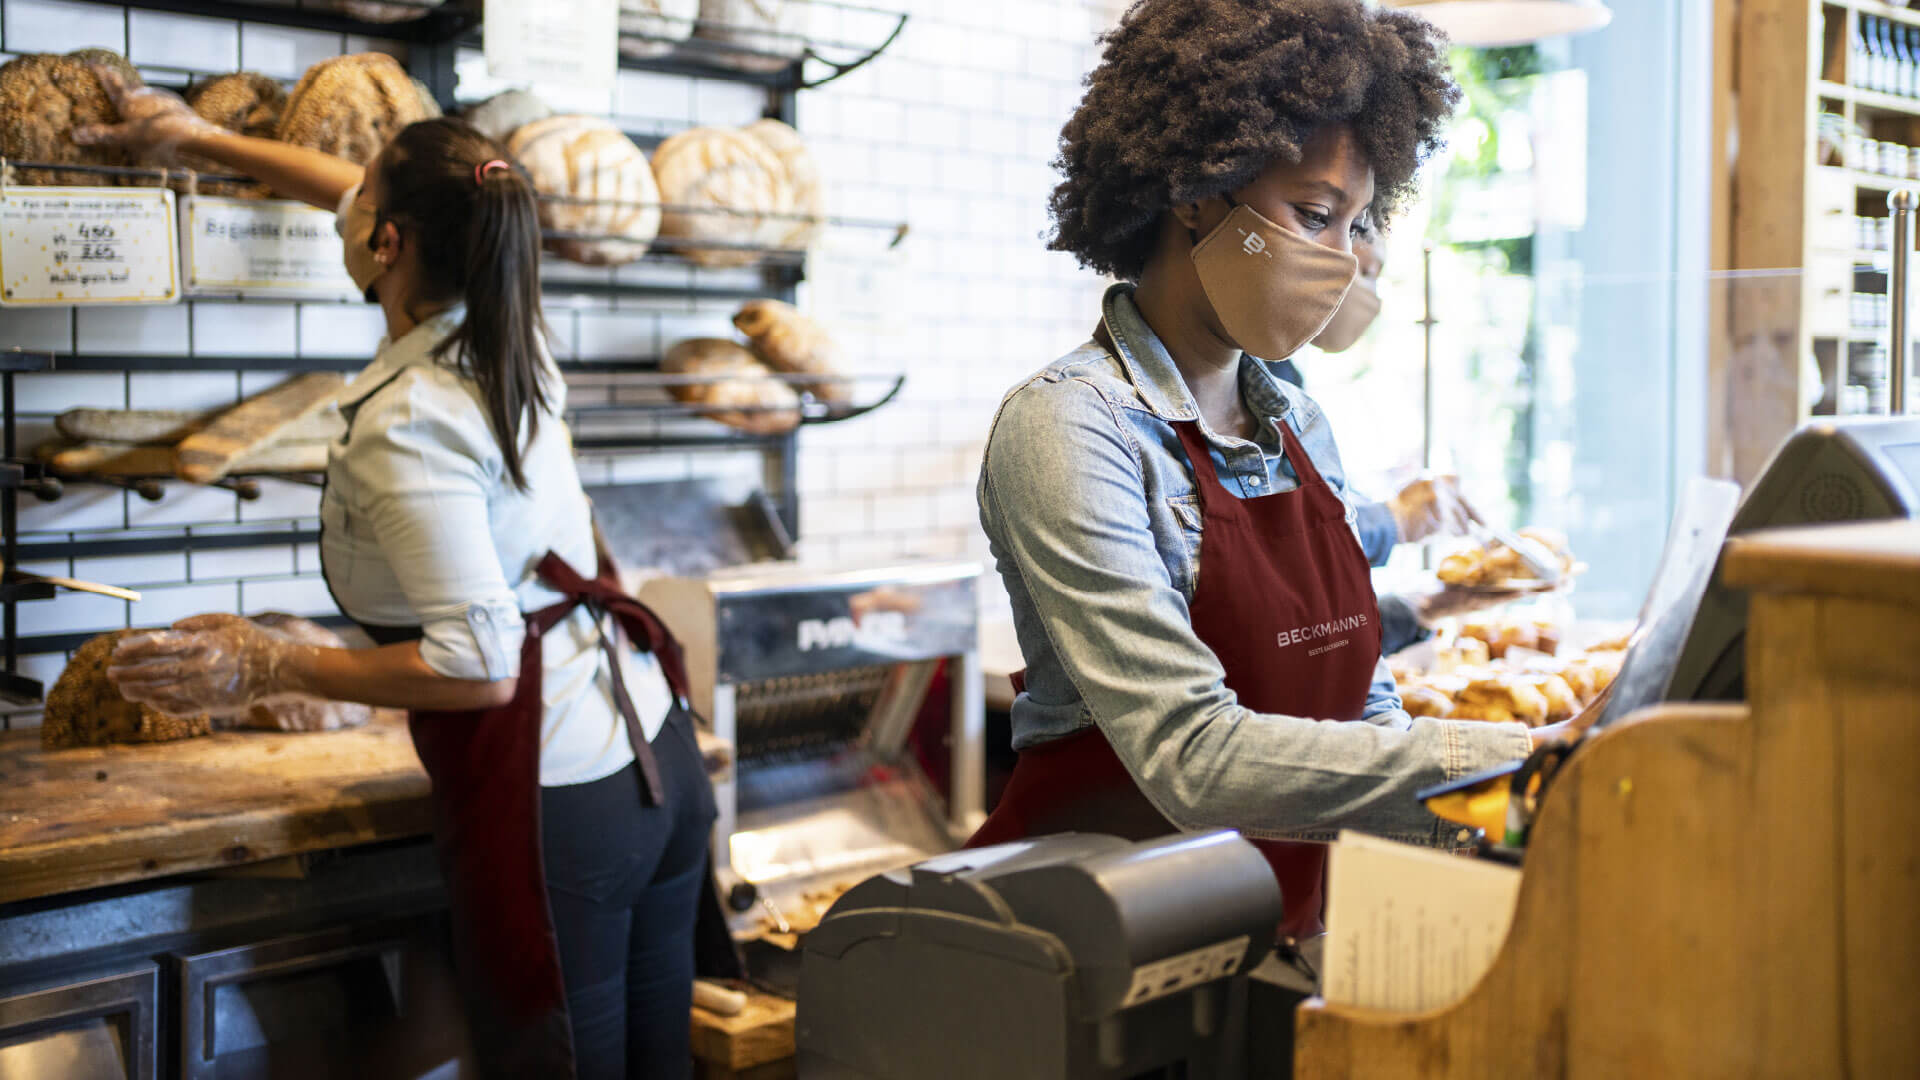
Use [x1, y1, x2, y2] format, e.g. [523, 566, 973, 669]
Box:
[110, 0, 475, 45]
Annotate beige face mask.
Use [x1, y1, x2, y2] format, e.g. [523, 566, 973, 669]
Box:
[1190, 198, 1357, 360]
[335, 183, 386, 302]
[1311, 276, 1381, 353]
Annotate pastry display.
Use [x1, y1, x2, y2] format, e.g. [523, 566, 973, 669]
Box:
[695, 0, 807, 72]
[229, 615, 371, 732]
[619, 0, 701, 60]
[732, 299, 847, 404]
[651, 124, 794, 266]
[1436, 527, 1576, 588]
[1391, 619, 1628, 728]
[0, 53, 130, 184]
[742, 117, 822, 248]
[462, 89, 551, 143]
[41, 631, 213, 748]
[1459, 613, 1563, 659]
[277, 53, 439, 166]
[183, 72, 285, 196]
[662, 337, 801, 434]
[509, 114, 662, 266]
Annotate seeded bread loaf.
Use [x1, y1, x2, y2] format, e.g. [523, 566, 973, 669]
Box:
[182, 72, 285, 196]
[42, 631, 214, 748]
[276, 53, 439, 165]
[0, 54, 130, 184]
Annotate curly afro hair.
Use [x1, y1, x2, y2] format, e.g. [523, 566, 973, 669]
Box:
[1049, 0, 1461, 280]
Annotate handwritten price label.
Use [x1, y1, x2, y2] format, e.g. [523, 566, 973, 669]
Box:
[0, 187, 179, 306]
[182, 196, 358, 299]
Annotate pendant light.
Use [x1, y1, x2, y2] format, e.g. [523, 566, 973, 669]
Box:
[1382, 0, 1612, 47]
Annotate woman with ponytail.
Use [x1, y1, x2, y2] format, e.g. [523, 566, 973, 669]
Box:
[79, 78, 718, 1080]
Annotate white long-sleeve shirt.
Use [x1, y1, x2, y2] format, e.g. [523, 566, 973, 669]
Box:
[320, 307, 670, 787]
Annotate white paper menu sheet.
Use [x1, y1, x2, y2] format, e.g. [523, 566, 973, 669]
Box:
[1321, 830, 1522, 1013]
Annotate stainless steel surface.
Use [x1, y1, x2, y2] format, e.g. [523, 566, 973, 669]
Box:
[639, 560, 986, 914]
[1892, 189, 1915, 415]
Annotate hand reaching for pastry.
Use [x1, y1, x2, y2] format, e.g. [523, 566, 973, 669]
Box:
[1387, 474, 1480, 544]
[108, 614, 310, 717]
[71, 63, 219, 161]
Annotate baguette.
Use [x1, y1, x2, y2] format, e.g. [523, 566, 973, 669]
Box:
[45, 439, 329, 477]
[174, 373, 344, 484]
[57, 406, 345, 446]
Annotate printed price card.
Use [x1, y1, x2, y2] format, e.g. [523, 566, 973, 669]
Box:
[182, 196, 358, 299]
[0, 187, 179, 306]
[485, 0, 618, 92]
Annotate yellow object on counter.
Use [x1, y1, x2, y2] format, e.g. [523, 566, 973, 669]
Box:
[1423, 776, 1512, 837]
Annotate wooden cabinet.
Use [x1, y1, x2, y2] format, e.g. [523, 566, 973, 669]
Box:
[1294, 519, 1920, 1077]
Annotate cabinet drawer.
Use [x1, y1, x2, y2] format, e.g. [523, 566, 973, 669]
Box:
[0, 963, 159, 1080]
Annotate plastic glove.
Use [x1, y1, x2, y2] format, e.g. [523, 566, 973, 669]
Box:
[71, 63, 220, 162]
[1386, 475, 1480, 544]
[108, 614, 312, 718]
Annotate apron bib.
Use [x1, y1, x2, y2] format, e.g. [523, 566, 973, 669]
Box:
[969, 400, 1381, 940]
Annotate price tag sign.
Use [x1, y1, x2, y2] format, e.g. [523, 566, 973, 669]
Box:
[182, 196, 359, 299]
[0, 187, 179, 306]
[485, 0, 618, 92]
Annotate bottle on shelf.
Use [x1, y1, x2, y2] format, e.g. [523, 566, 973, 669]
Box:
[1905, 24, 1919, 96]
[1882, 17, 1901, 93]
[1870, 17, 1888, 92]
[1855, 15, 1872, 89]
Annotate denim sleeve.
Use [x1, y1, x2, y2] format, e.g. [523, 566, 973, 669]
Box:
[1376, 593, 1432, 657]
[1353, 497, 1400, 568]
[981, 379, 1534, 846]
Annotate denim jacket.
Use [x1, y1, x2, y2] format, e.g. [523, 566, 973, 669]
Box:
[978, 284, 1532, 847]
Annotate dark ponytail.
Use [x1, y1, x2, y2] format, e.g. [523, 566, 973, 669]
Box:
[376, 118, 549, 490]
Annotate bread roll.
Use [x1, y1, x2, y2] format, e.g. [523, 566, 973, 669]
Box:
[183, 72, 285, 197]
[510, 114, 661, 266]
[463, 89, 551, 143]
[42, 631, 213, 748]
[695, 0, 807, 72]
[651, 125, 793, 266]
[732, 299, 846, 404]
[231, 615, 371, 732]
[1401, 685, 1453, 719]
[277, 53, 439, 165]
[662, 337, 800, 434]
[620, 0, 701, 60]
[742, 118, 821, 248]
[0, 54, 130, 184]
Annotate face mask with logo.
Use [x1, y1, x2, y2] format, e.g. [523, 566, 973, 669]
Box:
[1311, 275, 1381, 353]
[1189, 196, 1357, 360]
[334, 183, 386, 302]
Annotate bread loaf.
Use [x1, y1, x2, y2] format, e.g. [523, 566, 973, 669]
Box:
[277, 53, 439, 165]
[732, 299, 847, 404]
[230, 615, 371, 732]
[179, 72, 285, 196]
[619, 0, 701, 60]
[695, 0, 806, 72]
[742, 118, 820, 248]
[0, 54, 130, 184]
[462, 89, 551, 143]
[173, 373, 345, 484]
[41, 439, 330, 478]
[662, 337, 800, 434]
[42, 632, 213, 748]
[65, 48, 142, 90]
[509, 115, 661, 266]
[334, 0, 447, 23]
[651, 126, 793, 267]
[56, 406, 343, 447]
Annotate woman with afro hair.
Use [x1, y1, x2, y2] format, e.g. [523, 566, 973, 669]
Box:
[968, 0, 1563, 940]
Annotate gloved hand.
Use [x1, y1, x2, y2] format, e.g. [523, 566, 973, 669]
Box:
[1408, 583, 1540, 626]
[71, 63, 220, 162]
[1386, 474, 1480, 544]
[108, 614, 312, 717]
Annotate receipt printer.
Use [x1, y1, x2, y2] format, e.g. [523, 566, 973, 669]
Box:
[796, 831, 1282, 1079]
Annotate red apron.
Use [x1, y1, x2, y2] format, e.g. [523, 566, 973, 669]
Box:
[968, 410, 1382, 940]
[403, 551, 694, 1077]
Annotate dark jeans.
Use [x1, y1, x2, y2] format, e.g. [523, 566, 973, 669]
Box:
[540, 707, 717, 1080]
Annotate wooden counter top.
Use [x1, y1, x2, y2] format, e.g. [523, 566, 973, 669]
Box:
[0, 711, 431, 905]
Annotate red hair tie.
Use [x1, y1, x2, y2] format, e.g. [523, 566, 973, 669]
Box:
[474, 159, 510, 186]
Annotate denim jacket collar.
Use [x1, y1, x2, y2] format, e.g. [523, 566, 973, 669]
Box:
[1098, 283, 1316, 436]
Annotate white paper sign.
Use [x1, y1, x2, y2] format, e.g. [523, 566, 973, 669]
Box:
[0, 187, 179, 306]
[484, 0, 618, 92]
[182, 196, 358, 299]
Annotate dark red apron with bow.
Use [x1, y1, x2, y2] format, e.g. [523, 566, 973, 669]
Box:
[403, 551, 695, 1077]
[968, 411, 1381, 940]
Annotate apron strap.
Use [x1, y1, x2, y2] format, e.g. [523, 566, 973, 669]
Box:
[1272, 413, 1330, 488]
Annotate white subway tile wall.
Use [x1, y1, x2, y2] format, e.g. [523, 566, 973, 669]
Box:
[0, 0, 1124, 725]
